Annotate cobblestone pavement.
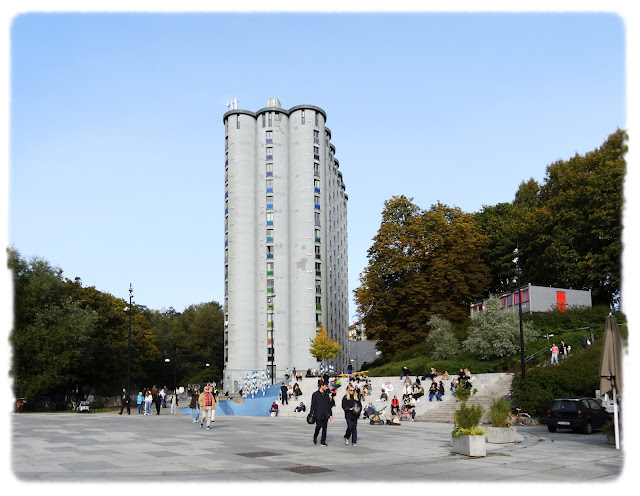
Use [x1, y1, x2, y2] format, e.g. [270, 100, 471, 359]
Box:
[10, 411, 628, 486]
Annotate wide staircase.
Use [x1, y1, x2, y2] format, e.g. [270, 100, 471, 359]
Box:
[268, 372, 514, 424]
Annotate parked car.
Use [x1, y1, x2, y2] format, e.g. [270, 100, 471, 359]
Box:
[77, 400, 91, 413]
[546, 397, 610, 434]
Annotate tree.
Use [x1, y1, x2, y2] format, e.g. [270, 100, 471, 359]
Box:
[462, 296, 538, 360]
[425, 316, 461, 360]
[309, 328, 342, 367]
[530, 129, 626, 307]
[9, 248, 99, 402]
[354, 197, 490, 357]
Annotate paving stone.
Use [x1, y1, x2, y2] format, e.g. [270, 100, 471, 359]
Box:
[10, 412, 625, 483]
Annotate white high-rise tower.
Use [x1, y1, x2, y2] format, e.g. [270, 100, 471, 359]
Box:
[222, 98, 348, 393]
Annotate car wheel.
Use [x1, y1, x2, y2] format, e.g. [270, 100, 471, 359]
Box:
[583, 422, 593, 434]
[547, 425, 557, 432]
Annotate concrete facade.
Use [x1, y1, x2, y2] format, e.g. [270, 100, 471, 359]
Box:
[222, 99, 348, 393]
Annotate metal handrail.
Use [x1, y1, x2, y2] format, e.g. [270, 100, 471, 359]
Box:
[525, 347, 550, 362]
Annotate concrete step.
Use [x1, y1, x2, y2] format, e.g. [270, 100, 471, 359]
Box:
[271, 372, 514, 423]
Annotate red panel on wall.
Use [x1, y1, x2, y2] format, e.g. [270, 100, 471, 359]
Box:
[557, 291, 567, 311]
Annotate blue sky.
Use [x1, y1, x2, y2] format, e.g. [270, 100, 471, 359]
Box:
[4, 8, 634, 324]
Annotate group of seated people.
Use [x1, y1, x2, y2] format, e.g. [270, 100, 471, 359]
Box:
[270, 365, 475, 419]
[270, 400, 306, 415]
[427, 379, 445, 401]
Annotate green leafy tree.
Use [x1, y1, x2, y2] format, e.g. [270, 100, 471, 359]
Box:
[64, 279, 160, 393]
[425, 316, 460, 360]
[463, 295, 538, 360]
[355, 196, 490, 357]
[530, 129, 626, 307]
[309, 328, 342, 367]
[9, 249, 99, 402]
[477, 130, 626, 308]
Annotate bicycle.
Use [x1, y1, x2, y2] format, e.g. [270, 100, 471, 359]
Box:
[508, 409, 533, 426]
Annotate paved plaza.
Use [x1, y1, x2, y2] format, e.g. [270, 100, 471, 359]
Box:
[9, 409, 629, 486]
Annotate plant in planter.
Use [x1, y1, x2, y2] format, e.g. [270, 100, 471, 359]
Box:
[451, 385, 486, 456]
[485, 398, 518, 443]
[602, 420, 615, 445]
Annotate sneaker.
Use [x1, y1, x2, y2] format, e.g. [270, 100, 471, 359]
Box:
[193, 420, 197, 423]
[206, 426, 211, 430]
[352, 443, 357, 447]
[200, 424, 204, 429]
[321, 443, 328, 447]
[313, 438, 317, 445]
[345, 439, 349, 445]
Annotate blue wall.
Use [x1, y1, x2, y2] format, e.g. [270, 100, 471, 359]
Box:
[180, 383, 281, 417]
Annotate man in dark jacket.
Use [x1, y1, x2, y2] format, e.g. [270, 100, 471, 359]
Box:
[280, 382, 288, 405]
[310, 381, 333, 446]
[119, 388, 131, 415]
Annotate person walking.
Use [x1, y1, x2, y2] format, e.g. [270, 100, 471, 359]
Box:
[198, 385, 216, 429]
[154, 392, 162, 415]
[189, 388, 200, 423]
[280, 382, 288, 405]
[144, 391, 153, 415]
[560, 340, 569, 359]
[136, 391, 144, 414]
[170, 392, 178, 415]
[118, 388, 131, 415]
[310, 381, 333, 446]
[341, 384, 362, 446]
[550, 343, 559, 364]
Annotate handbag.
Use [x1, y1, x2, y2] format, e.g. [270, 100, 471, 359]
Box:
[306, 412, 316, 424]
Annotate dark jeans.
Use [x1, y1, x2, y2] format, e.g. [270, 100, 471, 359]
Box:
[344, 418, 358, 444]
[314, 418, 329, 444]
[119, 402, 130, 414]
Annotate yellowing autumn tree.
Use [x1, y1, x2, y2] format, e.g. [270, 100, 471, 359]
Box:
[354, 197, 490, 357]
[309, 328, 342, 368]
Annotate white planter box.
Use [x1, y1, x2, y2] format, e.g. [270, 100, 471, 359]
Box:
[485, 426, 517, 443]
[451, 434, 486, 457]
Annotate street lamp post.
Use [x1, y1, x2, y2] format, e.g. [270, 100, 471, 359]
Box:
[513, 248, 525, 384]
[164, 356, 177, 394]
[127, 283, 133, 395]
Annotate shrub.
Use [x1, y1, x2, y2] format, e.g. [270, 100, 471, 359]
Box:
[510, 340, 604, 416]
[454, 400, 484, 430]
[463, 295, 538, 359]
[452, 385, 485, 436]
[426, 316, 461, 360]
[488, 398, 511, 427]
